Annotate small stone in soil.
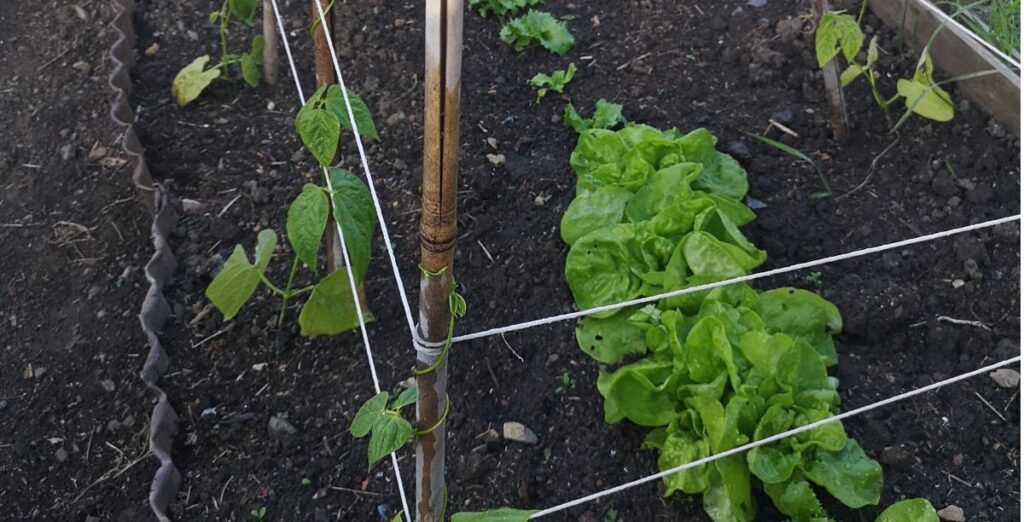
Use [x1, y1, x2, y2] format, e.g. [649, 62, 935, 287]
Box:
[181, 198, 202, 215]
[534, 195, 545, 207]
[144, 42, 159, 56]
[268, 416, 298, 438]
[275, 328, 293, 352]
[72, 61, 91, 74]
[879, 446, 910, 470]
[101, 379, 116, 392]
[725, 140, 751, 161]
[106, 419, 121, 432]
[937, 505, 965, 522]
[989, 369, 1020, 388]
[931, 171, 959, 197]
[55, 448, 68, 462]
[502, 421, 538, 444]
[385, 112, 405, 126]
[0, 400, 7, 411]
[60, 144, 76, 161]
[771, 108, 795, 123]
[486, 153, 506, 167]
[486, 137, 498, 150]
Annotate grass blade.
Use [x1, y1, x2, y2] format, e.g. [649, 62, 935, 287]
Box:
[746, 133, 832, 197]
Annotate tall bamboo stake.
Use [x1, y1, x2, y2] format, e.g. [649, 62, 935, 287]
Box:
[311, 0, 345, 272]
[815, 0, 851, 143]
[417, 0, 463, 520]
[262, 0, 278, 84]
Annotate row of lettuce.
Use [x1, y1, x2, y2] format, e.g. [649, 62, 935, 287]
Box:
[555, 109, 932, 522]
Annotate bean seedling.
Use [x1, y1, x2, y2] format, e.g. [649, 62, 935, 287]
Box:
[816, 10, 955, 124]
[205, 83, 380, 336]
[172, 0, 266, 106]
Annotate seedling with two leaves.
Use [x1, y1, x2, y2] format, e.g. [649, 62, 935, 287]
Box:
[172, 0, 266, 106]
[205, 83, 380, 337]
[816, 11, 956, 125]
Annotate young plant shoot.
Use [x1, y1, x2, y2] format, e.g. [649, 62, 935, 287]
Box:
[205, 83, 380, 336]
[350, 271, 466, 470]
[500, 10, 575, 55]
[172, 0, 265, 106]
[529, 62, 576, 103]
[469, 0, 542, 18]
[816, 10, 955, 124]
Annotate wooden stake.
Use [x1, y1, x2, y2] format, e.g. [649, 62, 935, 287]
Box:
[262, 0, 278, 85]
[417, 0, 463, 520]
[310, 0, 345, 272]
[815, 0, 851, 143]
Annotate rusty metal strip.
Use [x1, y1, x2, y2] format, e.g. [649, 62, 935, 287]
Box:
[108, 0, 182, 520]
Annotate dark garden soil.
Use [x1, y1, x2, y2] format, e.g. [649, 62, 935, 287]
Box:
[0, 0, 166, 520]
[0, 0, 1020, 520]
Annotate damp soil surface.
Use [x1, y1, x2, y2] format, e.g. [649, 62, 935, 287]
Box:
[3, 0, 1021, 520]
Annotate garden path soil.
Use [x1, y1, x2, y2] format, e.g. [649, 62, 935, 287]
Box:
[1, 0, 1020, 520]
[0, 0, 159, 519]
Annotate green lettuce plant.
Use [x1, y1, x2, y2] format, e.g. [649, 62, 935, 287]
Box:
[875, 498, 939, 522]
[469, 0, 542, 18]
[559, 121, 882, 521]
[563, 99, 627, 133]
[172, 0, 265, 106]
[816, 11, 954, 124]
[206, 83, 379, 336]
[529, 62, 576, 103]
[500, 10, 575, 55]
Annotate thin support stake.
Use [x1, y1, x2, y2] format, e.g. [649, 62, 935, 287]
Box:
[815, 0, 851, 143]
[417, 0, 464, 520]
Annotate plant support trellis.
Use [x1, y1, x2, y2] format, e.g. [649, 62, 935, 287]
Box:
[260, 2, 1021, 521]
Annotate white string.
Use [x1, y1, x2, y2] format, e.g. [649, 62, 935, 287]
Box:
[312, 0, 419, 340]
[267, 2, 411, 519]
[527, 354, 1021, 518]
[419, 215, 1020, 348]
[914, 0, 1021, 69]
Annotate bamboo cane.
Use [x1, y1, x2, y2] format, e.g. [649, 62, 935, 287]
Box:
[262, 0, 278, 84]
[815, 0, 851, 143]
[417, 0, 463, 520]
[310, 0, 346, 273]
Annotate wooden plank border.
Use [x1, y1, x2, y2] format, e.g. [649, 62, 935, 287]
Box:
[867, 0, 1020, 136]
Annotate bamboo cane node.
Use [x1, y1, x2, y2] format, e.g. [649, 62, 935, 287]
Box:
[418, 232, 457, 253]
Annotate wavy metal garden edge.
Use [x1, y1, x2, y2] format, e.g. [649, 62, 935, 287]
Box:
[109, 0, 181, 520]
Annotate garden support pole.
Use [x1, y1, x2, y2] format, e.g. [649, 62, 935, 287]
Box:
[815, 0, 850, 143]
[311, 0, 345, 272]
[262, 0, 278, 85]
[417, 0, 463, 520]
